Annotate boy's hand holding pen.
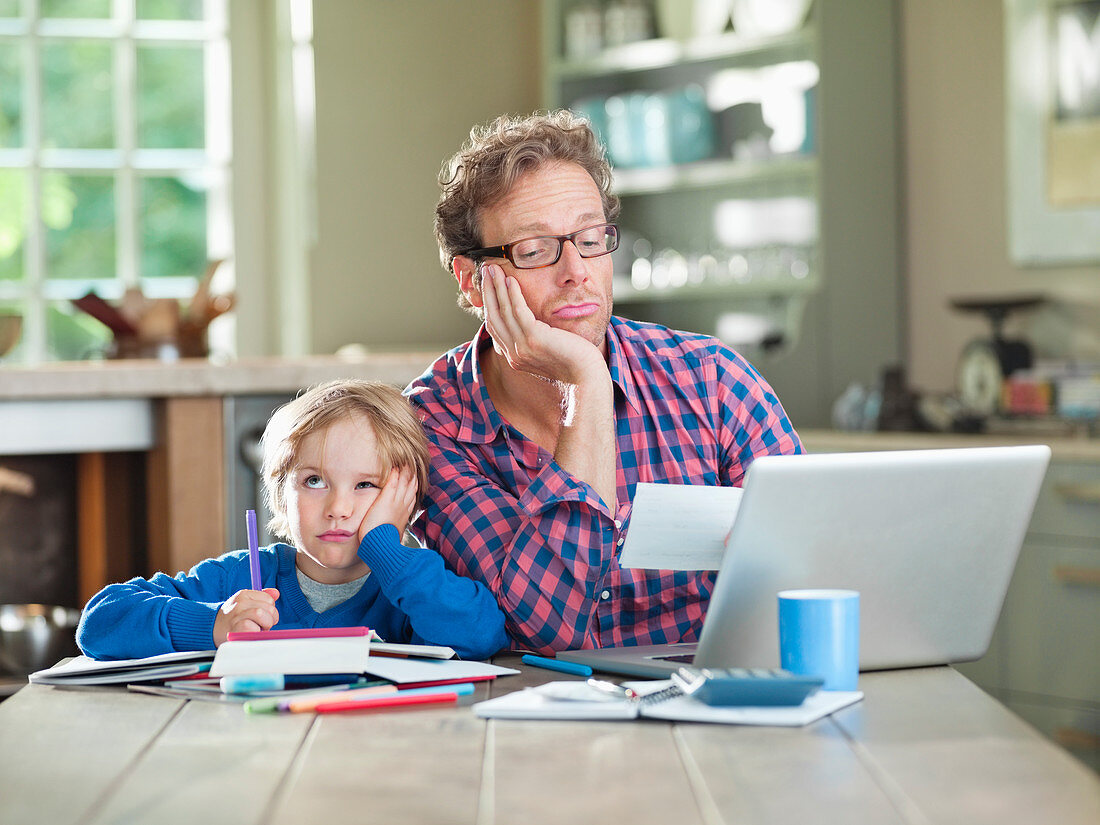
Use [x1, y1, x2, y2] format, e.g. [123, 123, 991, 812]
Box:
[212, 507, 280, 646]
[213, 587, 280, 646]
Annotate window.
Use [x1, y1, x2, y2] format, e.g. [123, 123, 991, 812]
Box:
[0, 0, 232, 362]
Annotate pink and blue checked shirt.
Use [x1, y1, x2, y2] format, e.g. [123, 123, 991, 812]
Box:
[404, 317, 802, 655]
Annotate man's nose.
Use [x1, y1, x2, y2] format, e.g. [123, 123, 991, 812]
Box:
[554, 240, 588, 284]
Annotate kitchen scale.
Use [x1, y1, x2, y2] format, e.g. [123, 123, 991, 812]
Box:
[950, 295, 1044, 416]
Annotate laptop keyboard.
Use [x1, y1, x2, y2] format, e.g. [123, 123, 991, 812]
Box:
[653, 653, 696, 664]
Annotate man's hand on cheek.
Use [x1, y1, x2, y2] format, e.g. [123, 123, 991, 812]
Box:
[480, 264, 601, 385]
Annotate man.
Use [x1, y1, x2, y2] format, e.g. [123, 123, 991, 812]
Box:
[405, 110, 801, 655]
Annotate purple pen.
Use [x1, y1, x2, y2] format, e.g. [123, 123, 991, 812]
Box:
[246, 509, 262, 590]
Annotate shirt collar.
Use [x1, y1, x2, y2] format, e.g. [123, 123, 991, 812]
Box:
[452, 325, 504, 445]
[607, 317, 643, 415]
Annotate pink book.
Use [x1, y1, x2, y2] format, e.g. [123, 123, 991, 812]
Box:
[226, 626, 371, 642]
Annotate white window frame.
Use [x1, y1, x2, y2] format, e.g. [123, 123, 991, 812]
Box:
[0, 0, 236, 363]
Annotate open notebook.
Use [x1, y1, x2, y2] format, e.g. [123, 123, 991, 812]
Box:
[474, 679, 863, 726]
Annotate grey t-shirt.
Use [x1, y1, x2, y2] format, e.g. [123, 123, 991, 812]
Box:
[295, 567, 369, 613]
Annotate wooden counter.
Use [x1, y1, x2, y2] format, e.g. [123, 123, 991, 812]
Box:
[0, 354, 441, 600]
[0, 352, 440, 400]
[800, 428, 1100, 462]
[3, 358, 1098, 602]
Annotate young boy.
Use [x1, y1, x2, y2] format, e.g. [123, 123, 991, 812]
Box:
[77, 380, 508, 661]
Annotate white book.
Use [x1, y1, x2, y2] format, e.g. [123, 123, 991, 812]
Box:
[209, 636, 372, 677]
[29, 649, 216, 686]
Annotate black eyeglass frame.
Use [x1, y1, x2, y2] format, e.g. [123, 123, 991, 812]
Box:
[462, 223, 620, 270]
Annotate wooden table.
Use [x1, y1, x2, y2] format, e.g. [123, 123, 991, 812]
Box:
[0, 657, 1097, 825]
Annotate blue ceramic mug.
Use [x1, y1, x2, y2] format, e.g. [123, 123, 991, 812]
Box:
[778, 589, 860, 691]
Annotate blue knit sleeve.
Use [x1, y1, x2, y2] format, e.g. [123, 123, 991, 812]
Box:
[357, 525, 508, 660]
[76, 549, 267, 660]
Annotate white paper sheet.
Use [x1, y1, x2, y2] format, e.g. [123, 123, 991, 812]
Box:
[359, 656, 519, 684]
[618, 482, 744, 570]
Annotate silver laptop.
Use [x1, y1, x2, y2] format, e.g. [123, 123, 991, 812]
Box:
[559, 445, 1051, 679]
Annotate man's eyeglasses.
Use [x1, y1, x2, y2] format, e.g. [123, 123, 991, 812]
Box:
[463, 223, 619, 270]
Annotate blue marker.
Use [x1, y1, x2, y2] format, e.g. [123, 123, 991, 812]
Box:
[521, 654, 593, 677]
[399, 682, 477, 698]
[220, 673, 284, 694]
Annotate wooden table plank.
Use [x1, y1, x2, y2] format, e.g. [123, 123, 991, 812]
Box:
[0, 685, 183, 825]
[490, 718, 705, 825]
[829, 668, 1100, 825]
[270, 702, 488, 824]
[2, 662, 1096, 825]
[675, 721, 907, 824]
[84, 696, 314, 825]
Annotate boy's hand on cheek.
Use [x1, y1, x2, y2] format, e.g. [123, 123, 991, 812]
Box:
[357, 468, 418, 545]
[213, 587, 280, 646]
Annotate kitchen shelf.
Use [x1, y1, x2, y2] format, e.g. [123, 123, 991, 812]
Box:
[550, 27, 815, 79]
[612, 154, 815, 196]
[542, 0, 904, 429]
[613, 272, 819, 304]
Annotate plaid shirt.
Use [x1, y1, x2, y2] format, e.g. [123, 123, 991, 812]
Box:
[405, 316, 802, 654]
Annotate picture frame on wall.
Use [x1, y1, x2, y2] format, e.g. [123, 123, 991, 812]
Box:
[1005, 0, 1100, 265]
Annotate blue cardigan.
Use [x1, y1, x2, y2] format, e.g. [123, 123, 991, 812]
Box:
[77, 525, 508, 661]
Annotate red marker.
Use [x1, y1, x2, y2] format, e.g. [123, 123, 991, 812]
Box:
[313, 691, 458, 714]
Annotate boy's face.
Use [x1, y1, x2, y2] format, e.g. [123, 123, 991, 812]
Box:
[283, 413, 386, 585]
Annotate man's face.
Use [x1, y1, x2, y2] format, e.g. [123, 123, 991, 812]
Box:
[462, 161, 614, 352]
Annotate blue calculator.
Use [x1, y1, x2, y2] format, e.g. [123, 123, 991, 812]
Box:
[671, 666, 824, 707]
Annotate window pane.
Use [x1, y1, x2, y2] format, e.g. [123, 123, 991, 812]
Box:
[0, 42, 22, 148]
[0, 301, 24, 362]
[46, 174, 115, 279]
[40, 0, 111, 18]
[42, 41, 114, 149]
[137, 45, 204, 149]
[140, 175, 205, 278]
[0, 169, 26, 280]
[0, 1, 21, 18]
[136, 0, 203, 21]
[46, 302, 111, 361]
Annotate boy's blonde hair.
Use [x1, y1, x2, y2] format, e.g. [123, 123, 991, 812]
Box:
[260, 380, 430, 540]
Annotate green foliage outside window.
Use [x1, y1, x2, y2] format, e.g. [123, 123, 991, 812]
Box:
[0, 1, 218, 361]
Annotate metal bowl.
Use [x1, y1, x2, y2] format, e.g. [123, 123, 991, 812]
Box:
[0, 604, 81, 676]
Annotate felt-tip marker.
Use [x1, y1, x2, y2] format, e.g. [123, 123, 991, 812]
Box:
[521, 654, 593, 677]
[246, 509, 262, 590]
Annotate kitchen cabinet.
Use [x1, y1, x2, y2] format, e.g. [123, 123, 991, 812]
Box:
[542, 0, 903, 428]
[801, 430, 1100, 772]
[959, 462, 1100, 772]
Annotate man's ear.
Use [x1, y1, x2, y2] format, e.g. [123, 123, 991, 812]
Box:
[453, 255, 483, 309]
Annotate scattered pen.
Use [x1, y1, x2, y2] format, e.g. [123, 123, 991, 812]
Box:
[521, 654, 593, 677]
[313, 690, 458, 715]
[246, 509, 262, 590]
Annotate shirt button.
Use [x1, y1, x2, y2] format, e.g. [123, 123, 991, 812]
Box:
[600, 590, 611, 600]
[613, 519, 622, 529]
[616, 537, 624, 546]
